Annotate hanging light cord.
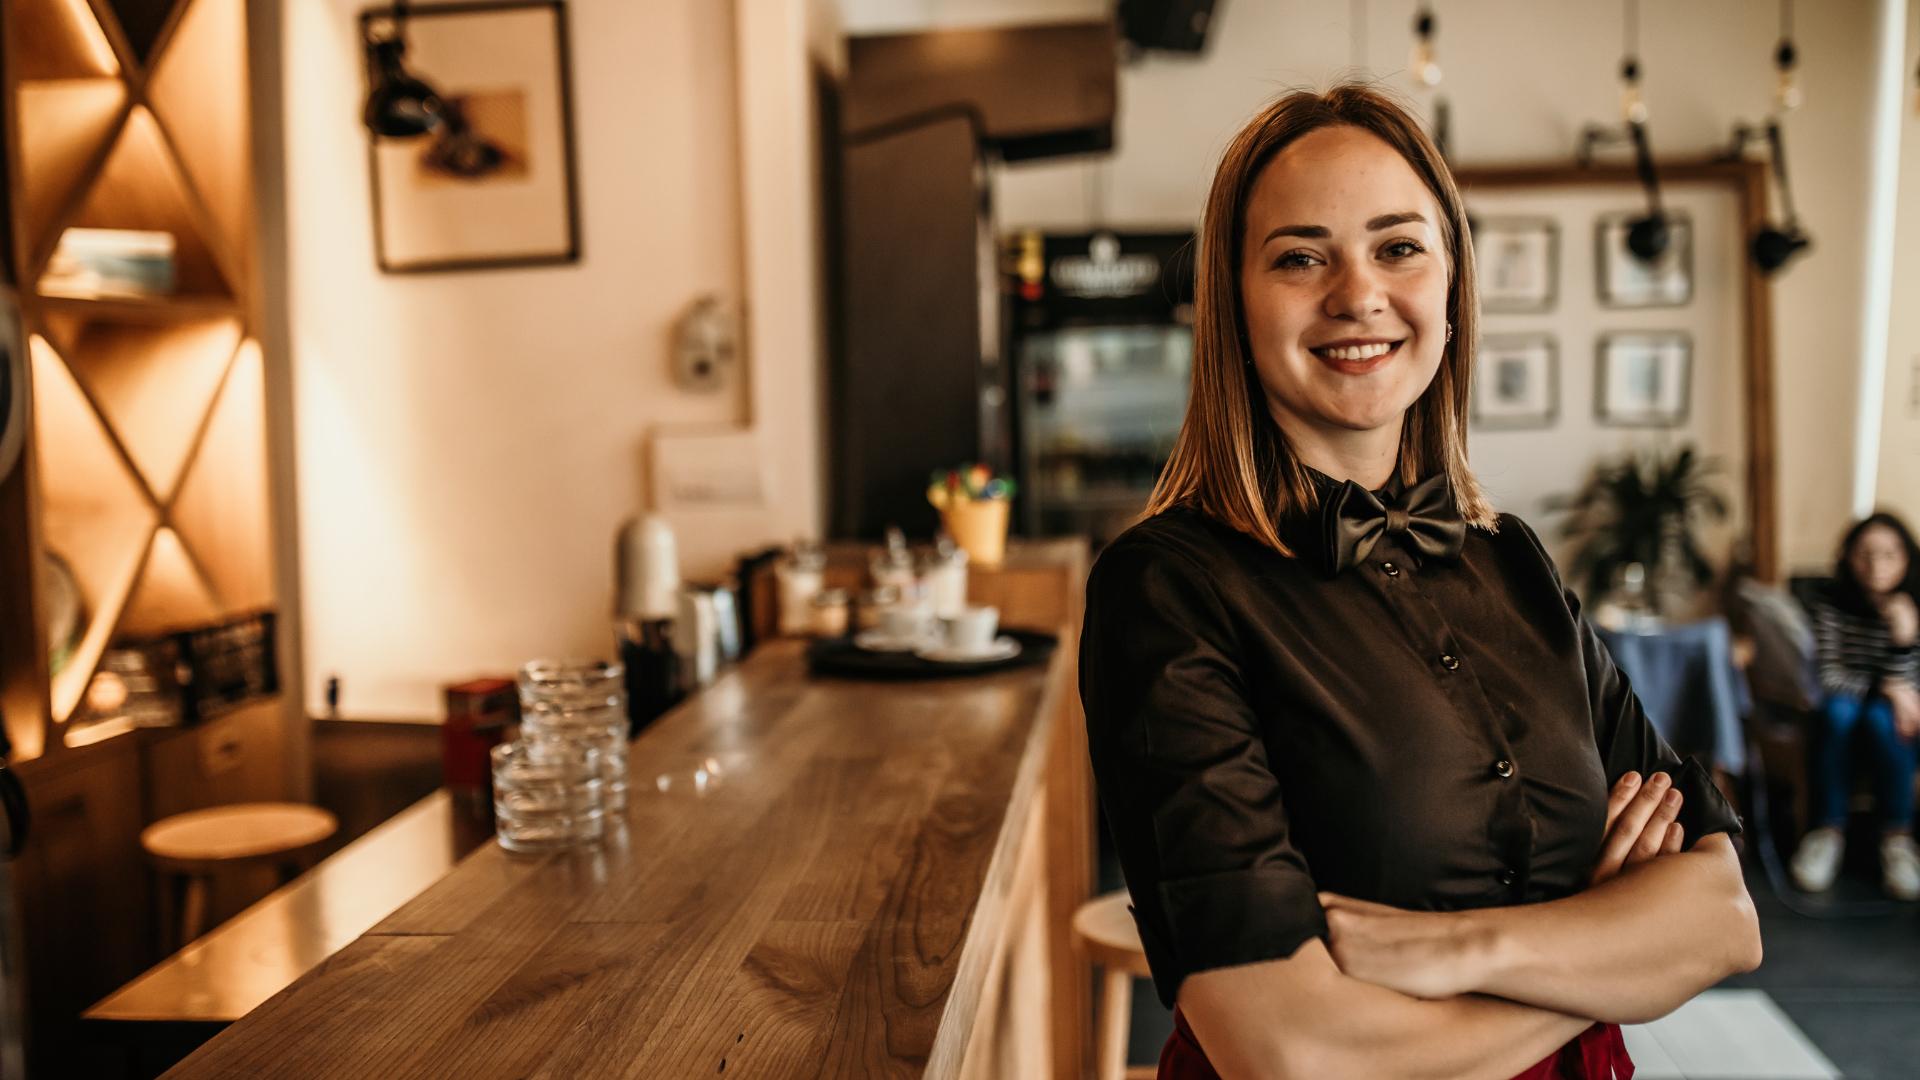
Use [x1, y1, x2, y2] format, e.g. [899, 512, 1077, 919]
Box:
[1624, 0, 1637, 67]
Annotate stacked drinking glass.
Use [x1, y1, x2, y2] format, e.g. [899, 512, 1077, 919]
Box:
[490, 739, 605, 852]
[491, 658, 631, 852]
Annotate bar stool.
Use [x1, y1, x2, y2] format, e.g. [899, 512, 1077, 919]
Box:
[1072, 889, 1156, 1080]
[141, 802, 338, 950]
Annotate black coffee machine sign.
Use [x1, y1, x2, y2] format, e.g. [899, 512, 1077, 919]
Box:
[1050, 232, 1161, 299]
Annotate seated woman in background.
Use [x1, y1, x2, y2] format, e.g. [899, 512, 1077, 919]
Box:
[1080, 83, 1760, 1080]
[1789, 512, 1920, 900]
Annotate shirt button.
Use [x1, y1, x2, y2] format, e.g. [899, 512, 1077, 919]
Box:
[1498, 869, 1518, 886]
[1382, 561, 1400, 577]
[1440, 653, 1460, 671]
[1493, 759, 1515, 779]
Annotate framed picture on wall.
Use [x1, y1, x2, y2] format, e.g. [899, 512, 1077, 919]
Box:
[1596, 331, 1692, 426]
[362, 1, 581, 273]
[1471, 333, 1558, 430]
[1472, 217, 1558, 313]
[1595, 210, 1693, 308]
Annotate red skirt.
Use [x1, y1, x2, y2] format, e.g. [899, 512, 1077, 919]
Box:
[1159, 1007, 1634, 1079]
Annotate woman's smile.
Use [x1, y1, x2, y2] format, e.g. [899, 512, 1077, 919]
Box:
[1309, 338, 1406, 375]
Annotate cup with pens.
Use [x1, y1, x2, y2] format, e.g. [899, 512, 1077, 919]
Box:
[926, 463, 1015, 569]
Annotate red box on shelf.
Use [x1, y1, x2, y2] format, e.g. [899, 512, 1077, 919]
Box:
[442, 676, 516, 800]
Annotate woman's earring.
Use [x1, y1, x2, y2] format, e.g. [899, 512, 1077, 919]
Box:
[1445, 322, 1454, 343]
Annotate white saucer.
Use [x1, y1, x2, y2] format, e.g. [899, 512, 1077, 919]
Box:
[854, 629, 929, 653]
[914, 636, 1021, 664]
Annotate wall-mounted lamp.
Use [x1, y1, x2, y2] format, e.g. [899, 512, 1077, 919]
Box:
[1576, 1, 1666, 264]
[1714, 0, 1811, 275]
[362, 2, 445, 138]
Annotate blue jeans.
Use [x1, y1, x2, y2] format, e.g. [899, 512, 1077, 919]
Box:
[1813, 692, 1918, 831]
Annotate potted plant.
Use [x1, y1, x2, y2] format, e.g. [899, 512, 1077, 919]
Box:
[1546, 445, 1729, 616]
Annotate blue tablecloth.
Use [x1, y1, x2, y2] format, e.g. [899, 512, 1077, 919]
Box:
[1596, 616, 1749, 774]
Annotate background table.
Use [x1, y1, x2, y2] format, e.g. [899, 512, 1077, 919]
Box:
[1597, 615, 1751, 775]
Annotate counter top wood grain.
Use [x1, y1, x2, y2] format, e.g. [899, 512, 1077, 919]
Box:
[162, 633, 1073, 1079]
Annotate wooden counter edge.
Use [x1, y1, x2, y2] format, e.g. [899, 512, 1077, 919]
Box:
[923, 624, 1075, 1079]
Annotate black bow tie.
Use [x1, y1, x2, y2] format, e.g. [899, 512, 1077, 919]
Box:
[1320, 472, 1466, 575]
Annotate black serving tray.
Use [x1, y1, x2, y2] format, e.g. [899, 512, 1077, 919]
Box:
[805, 628, 1057, 680]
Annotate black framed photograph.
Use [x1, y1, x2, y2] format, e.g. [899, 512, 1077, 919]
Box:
[1471, 333, 1558, 430]
[1595, 210, 1692, 308]
[1472, 217, 1558, 313]
[1596, 331, 1692, 426]
[362, 1, 581, 273]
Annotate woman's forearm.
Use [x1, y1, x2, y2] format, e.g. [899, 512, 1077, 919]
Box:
[1307, 990, 1595, 1080]
[1182, 940, 1594, 1080]
[1462, 835, 1762, 1023]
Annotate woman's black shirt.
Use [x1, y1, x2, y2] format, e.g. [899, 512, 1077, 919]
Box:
[1079, 474, 1743, 1010]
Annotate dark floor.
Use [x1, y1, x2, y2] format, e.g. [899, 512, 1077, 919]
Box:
[1100, 811, 1920, 1078]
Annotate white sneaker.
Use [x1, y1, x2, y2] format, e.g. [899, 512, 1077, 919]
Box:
[1881, 835, 1920, 901]
[1790, 826, 1845, 892]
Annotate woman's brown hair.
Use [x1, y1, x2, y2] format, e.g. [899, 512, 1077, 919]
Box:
[1143, 81, 1498, 555]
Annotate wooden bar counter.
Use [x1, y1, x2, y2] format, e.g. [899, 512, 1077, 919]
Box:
[164, 545, 1091, 1078]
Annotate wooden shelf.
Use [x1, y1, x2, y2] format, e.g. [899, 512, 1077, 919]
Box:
[29, 336, 159, 723]
[4, 2, 288, 1071]
[144, 0, 248, 274]
[117, 526, 220, 637]
[49, 105, 234, 298]
[170, 339, 271, 613]
[55, 313, 241, 500]
[103, 0, 184, 67]
[32, 291, 239, 322]
[14, 78, 125, 255]
[12, 0, 119, 81]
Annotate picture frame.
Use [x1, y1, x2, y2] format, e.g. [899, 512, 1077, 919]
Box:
[1596, 331, 1692, 426]
[1595, 210, 1692, 308]
[1472, 216, 1558, 313]
[1471, 333, 1558, 430]
[361, 1, 581, 273]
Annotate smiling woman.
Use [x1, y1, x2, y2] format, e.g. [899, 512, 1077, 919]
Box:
[1145, 85, 1495, 559]
[1083, 83, 1761, 1080]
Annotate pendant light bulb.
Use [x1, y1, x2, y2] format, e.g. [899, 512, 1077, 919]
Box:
[1775, 70, 1802, 113]
[1410, 41, 1441, 88]
[1773, 38, 1801, 113]
[1619, 58, 1647, 124]
[1409, 8, 1441, 89]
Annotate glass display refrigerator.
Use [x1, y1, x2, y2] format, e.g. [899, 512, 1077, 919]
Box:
[1005, 229, 1196, 547]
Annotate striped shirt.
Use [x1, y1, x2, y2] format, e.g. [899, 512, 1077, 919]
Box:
[1812, 593, 1919, 698]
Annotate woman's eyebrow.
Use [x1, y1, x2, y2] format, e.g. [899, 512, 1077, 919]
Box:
[1260, 211, 1429, 244]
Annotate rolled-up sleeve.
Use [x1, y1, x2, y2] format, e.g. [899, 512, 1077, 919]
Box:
[1080, 534, 1326, 1009]
[1580, 608, 1745, 846]
[1507, 518, 1744, 847]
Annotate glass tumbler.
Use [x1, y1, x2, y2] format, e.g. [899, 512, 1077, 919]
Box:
[517, 659, 630, 814]
[491, 739, 605, 851]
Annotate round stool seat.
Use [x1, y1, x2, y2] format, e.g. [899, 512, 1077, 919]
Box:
[1072, 889, 1152, 978]
[142, 803, 337, 871]
[1074, 889, 1157, 1080]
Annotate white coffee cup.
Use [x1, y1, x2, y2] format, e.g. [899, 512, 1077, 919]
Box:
[942, 605, 999, 653]
[878, 606, 930, 643]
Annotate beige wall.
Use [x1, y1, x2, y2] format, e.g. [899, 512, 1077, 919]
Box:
[286, 0, 774, 719]
[1877, 2, 1920, 530]
[917, 0, 1886, 577]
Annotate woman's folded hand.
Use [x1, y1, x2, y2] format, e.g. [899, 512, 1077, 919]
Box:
[1588, 770, 1684, 887]
[1316, 892, 1492, 1000]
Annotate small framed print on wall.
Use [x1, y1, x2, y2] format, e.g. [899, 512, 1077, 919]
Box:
[1596, 331, 1692, 426]
[1472, 217, 1558, 313]
[1595, 210, 1693, 308]
[362, 0, 581, 273]
[1472, 333, 1558, 430]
